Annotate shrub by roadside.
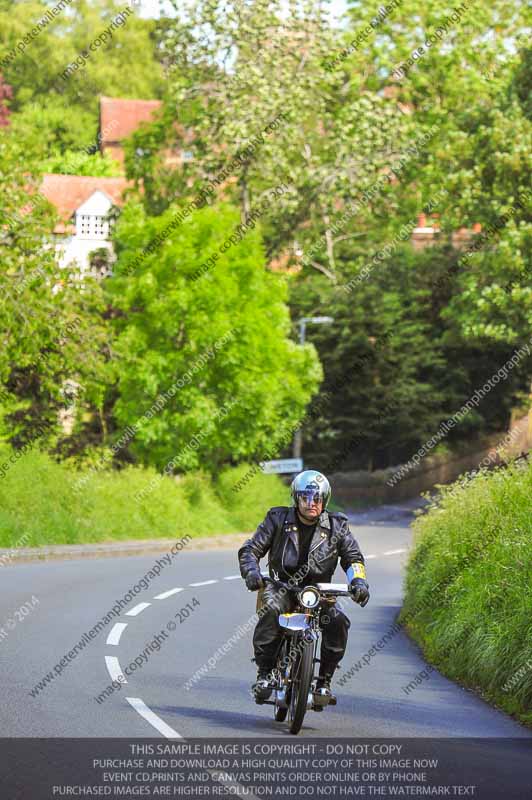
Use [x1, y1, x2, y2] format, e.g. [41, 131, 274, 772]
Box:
[0, 447, 288, 548]
[400, 458, 532, 727]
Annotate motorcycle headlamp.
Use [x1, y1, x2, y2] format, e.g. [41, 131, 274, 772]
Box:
[298, 586, 320, 609]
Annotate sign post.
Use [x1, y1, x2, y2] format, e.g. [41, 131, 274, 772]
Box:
[261, 458, 303, 474]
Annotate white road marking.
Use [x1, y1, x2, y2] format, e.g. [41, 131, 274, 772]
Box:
[105, 655, 127, 684]
[126, 697, 183, 739]
[109, 550, 403, 740]
[154, 588, 184, 600]
[126, 602, 151, 616]
[189, 579, 218, 587]
[128, 696, 258, 793]
[107, 623, 128, 646]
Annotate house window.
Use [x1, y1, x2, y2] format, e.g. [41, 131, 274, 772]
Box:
[76, 214, 109, 239]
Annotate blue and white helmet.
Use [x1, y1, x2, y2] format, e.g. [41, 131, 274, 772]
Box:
[290, 469, 331, 510]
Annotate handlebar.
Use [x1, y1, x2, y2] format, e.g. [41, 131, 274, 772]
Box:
[261, 575, 352, 597]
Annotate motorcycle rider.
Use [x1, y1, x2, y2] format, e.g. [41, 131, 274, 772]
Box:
[238, 469, 369, 702]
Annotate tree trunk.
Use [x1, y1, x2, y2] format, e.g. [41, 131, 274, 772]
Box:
[241, 169, 251, 223]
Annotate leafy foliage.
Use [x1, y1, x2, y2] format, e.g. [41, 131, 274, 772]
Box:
[126, 0, 413, 281]
[288, 243, 531, 471]
[41, 149, 122, 176]
[0, 0, 529, 479]
[402, 458, 532, 726]
[106, 199, 322, 471]
[0, 137, 110, 448]
[0, 0, 165, 113]
[7, 95, 97, 158]
[0, 444, 289, 546]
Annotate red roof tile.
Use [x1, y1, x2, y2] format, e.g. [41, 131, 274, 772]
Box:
[39, 174, 133, 230]
[99, 96, 162, 144]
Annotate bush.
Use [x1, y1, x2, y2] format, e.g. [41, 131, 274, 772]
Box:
[108, 200, 321, 473]
[401, 458, 532, 727]
[0, 446, 289, 548]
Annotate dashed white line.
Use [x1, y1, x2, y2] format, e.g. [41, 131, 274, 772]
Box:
[126, 602, 151, 617]
[154, 588, 184, 600]
[106, 623, 128, 646]
[105, 655, 127, 684]
[116, 552, 406, 739]
[126, 697, 183, 739]
[189, 580, 218, 587]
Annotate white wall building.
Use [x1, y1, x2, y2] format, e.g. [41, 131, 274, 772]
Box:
[38, 96, 187, 275]
[39, 174, 132, 275]
[58, 189, 114, 273]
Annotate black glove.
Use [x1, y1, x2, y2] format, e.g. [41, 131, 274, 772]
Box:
[245, 571, 264, 592]
[349, 578, 370, 607]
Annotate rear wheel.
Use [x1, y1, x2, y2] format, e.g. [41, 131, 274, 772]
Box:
[288, 638, 314, 734]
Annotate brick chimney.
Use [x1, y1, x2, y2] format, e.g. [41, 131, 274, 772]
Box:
[411, 213, 436, 251]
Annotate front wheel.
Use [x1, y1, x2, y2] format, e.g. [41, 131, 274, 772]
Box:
[288, 638, 314, 735]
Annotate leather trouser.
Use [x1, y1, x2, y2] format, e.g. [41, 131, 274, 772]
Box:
[252, 581, 351, 676]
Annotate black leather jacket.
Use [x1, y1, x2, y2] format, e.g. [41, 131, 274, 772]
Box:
[238, 505, 365, 586]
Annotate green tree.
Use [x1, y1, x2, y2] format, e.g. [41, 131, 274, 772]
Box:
[126, 0, 412, 281]
[279, 0, 531, 470]
[41, 149, 122, 176]
[438, 47, 532, 345]
[7, 95, 97, 158]
[0, 0, 71, 108]
[289, 241, 531, 471]
[0, 0, 165, 113]
[337, 0, 531, 345]
[0, 137, 111, 450]
[107, 198, 322, 472]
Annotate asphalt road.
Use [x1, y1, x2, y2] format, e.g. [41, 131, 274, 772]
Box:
[1, 505, 530, 742]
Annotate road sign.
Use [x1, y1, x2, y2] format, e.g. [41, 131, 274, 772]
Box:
[261, 458, 303, 474]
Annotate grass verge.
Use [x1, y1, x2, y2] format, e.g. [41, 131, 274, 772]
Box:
[0, 447, 289, 548]
[400, 458, 532, 727]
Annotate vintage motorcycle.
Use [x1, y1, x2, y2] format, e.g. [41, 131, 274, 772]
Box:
[255, 575, 352, 735]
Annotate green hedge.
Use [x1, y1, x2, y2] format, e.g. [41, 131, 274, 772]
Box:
[0, 447, 289, 548]
[399, 462, 532, 724]
[401, 458, 532, 727]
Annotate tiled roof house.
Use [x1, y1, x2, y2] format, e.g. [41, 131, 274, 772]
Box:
[98, 96, 163, 165]
[39, 173, 133, 273]
[39, 96, 166, 273]
[40, 94, 481, 275]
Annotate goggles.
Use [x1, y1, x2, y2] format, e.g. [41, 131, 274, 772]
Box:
[296, 488, 323, 505]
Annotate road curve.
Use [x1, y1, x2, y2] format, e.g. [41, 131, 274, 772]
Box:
[1, 507, 530, 741]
